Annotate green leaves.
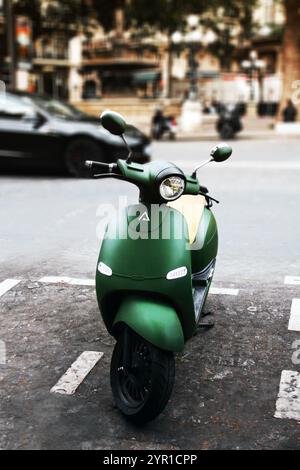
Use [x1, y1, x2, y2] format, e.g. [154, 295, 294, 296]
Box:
[126, 0, 207, 34]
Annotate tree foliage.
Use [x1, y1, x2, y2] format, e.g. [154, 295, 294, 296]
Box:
[126, 0, 257, 35]
[12, 0, 258, 37]
[126, 0, 211, 34]
[125, 0, 258, 70]
[280, 0, 300, 117]
[200, 1, 258, 70]
[12, 0, 126, 37]
[12, 0, 259, 69]
[13, 0, 86, 37]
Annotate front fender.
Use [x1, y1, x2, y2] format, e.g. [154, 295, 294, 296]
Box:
[113, 295, 184, 352]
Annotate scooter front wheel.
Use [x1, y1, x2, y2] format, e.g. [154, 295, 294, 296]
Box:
[110, 329, 175, 425]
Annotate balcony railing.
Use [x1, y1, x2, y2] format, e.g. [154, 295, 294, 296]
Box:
[82, 38, 160, 62]
[34, 48, 69, 61]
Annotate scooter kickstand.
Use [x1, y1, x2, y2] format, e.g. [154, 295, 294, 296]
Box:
[202, 310, 213, 317]
[196, 312, 215, 331]
[198, 320, 215, 329]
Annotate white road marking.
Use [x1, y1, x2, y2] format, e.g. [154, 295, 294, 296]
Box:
[285, 276, 300, 286]
[39, 277, 239, 296]
[50, 351, 104, 396]
[0, 279, 21, 298]
[210, 287, 239, 296]
[288, 299, 300, 332]
[39, 276, 95, 287]
[274, 370, 300, 421]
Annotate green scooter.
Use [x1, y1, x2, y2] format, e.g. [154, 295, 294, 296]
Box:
[85, 110, 232, 424]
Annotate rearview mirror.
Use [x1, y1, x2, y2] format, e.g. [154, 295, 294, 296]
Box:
[100, 110, 127, 136]
[210, 143, 232, 162]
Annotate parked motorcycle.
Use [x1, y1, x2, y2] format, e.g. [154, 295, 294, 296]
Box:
[216, 103, 243, 140]
[151, 115, 178, 140]
[85, 110, 232, 424]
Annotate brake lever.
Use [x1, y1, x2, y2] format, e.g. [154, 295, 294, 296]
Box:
[207, 195, 220, 204]
[199, 191, 220, 207]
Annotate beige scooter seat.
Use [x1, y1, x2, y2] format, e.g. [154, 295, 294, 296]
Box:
[168, 195, 206, 244]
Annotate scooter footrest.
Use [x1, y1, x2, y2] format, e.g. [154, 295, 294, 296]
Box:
[197, 319, 215, 329]
[192, 260, 216, 287]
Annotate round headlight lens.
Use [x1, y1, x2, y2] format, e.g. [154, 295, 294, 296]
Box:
[159, 176, 185, 201]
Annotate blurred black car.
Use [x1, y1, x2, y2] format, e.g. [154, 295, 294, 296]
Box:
[0, 92, 152, 176]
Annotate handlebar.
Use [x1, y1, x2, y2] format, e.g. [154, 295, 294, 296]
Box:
[85, 160, 119, 174]
[85, 159, 219, 206]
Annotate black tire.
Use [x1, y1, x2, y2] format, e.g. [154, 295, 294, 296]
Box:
[64, 138, 103, 177]
[111, 329, 175, 425]
[220, 124, 234, 140]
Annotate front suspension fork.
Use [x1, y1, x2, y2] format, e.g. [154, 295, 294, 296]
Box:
[122, 327, 132, 371]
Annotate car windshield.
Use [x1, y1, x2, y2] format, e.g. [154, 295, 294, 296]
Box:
[30, 97, 84, 119]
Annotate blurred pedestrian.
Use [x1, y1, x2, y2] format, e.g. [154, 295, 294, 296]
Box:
[203, 100, 215, 115]
[28, 78, 37, 94]
[282, 99, 298, 122]
[151, 107, 165, 140]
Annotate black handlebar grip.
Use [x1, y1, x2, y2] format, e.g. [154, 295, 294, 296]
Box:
[85, 160, 119, 175]
[85, 160, 109, 170]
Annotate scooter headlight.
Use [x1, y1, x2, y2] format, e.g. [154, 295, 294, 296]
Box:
[159, 176, 185, 201]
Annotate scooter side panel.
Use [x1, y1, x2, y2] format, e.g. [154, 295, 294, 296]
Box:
[96, 206, 196, 341]
[191, 207, 218, 274]
[113, 295, 185, 352]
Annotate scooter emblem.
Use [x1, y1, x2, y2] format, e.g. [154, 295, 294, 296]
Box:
[139, 211, 150, 222]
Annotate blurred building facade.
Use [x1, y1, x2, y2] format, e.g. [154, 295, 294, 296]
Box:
[0, 0, 286, 113]
[80, 31, 162, 99]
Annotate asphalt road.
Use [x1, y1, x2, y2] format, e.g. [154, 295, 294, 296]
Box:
[1, 137, 300, 450]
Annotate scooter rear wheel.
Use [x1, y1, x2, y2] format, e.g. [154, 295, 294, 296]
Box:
[110, 329, 175, 425]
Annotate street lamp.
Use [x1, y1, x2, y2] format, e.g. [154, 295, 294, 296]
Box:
[185, 27, 202, 101]
[242, 50, 266, 102]
[171, 31, 183, 46]
[171, 16, 204, 132]
[171, 16, 202, 102]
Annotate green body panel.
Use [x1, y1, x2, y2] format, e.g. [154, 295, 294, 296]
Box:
[96, 200, 218, 347]
[96, 204, 196, 341]
[113, 296, 184, 352]
[185, 175, 201, 195]
[191, 207, 218, 274]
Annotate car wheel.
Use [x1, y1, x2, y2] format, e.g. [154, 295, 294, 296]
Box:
[65, 138, 103, 177]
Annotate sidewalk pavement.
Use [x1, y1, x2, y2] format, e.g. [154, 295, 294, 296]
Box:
[176, 117, 299, 141]
[143, 116, 281, 140]
[175, 130, 278, 141]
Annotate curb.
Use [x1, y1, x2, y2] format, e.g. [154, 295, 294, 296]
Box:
[172, 131, 300, 142]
